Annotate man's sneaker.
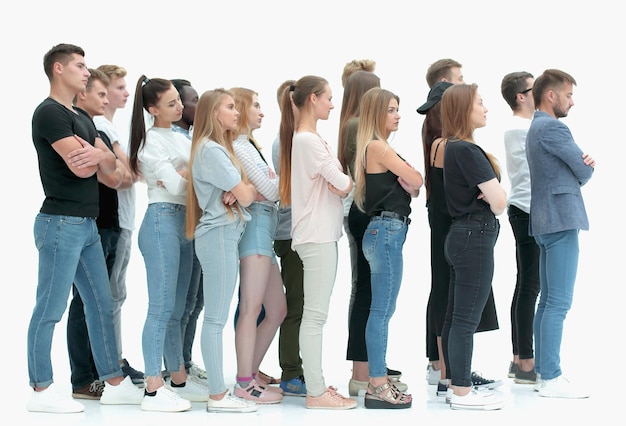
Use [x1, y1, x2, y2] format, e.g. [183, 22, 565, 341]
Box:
[206, 391, 257, 413]
[72, 380, 104, 400]
[100, 376, 144, 405]
[508, 361, 518, 378]
[27, 383, 85, 413]
[514, 368, 537, 384]
[121, 359, 145, 386]
[426, 363, 441, 385]
[280, 375, 307, 396]
[538, 376, 590, 399]
[168, 377, 209, 402]
[141, 386, 192, 412]
[349, 378, 408, 396]
[533, 374, 543, 392]
[188, 362, 207, 380]
[471, 371, 502, 389]
[387, 367, 402, 381]
[306, 386, 357, 410]
[449, 388, 504, 410]
[436, 379, 449, 397]
[234, 379, 283, 404]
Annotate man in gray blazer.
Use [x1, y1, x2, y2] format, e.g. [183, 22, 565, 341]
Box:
[526, 69, 595, 399]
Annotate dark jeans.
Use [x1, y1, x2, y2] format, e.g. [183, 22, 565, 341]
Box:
[274, 239, 304, 381]
[180, 252, 204, 370]
[442, 215, 499, 388]
[508, 205, 540, 359]
[346, 203, 371, 362]
[67, 226, 120, 389]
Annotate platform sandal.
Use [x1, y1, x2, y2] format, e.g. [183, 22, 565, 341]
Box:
[364, 380, 412, 409]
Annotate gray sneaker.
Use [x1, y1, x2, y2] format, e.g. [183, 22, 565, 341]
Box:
[514, 368, 537, 384]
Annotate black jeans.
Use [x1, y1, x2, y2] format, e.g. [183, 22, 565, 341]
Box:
[508, 205, 540, 359]
[346, 202, 371, 362]
[67, 226, 120, 389]
[442, 215, 499, 387]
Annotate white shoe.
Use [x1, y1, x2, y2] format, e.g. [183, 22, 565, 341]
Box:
[426, 363, 441, 385]
[141, 386, 192, 412]
[538, 376, 590, 399]
[533, 373, 543, 392]
[450, 388, 504, 410]
[189, 362, 207, 380]
[27, 383, 85, 413]
[100, 376, 144, 405]
[206, 390, 257, 413]
[168, 377, 209, 402]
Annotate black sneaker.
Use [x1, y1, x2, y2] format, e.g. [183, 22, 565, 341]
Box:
[436, 380, 449, 397]
[121, 359, 145, 386]
[471, 371, 502, 389]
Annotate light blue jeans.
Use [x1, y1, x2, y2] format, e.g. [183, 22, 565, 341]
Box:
[362, 216, 408, 378]
[28, 214, 122, 388]
[109, 227, 132, 358]
[139, 203, 193, 377]
[195, 220, 245, 395]
[533, 229, 579, 380]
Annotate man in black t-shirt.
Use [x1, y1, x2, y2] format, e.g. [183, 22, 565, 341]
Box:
[27, 43, 142, 414]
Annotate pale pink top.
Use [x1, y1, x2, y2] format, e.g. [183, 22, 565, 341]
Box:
[290, 131, 351, 248]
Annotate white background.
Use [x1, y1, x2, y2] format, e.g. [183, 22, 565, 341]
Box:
[2, 0, 622, 416]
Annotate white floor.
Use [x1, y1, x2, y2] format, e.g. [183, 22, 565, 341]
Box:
[7, 206, 618, 423]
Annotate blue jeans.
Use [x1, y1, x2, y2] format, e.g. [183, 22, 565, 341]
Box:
[533, 229, 579, 380]
[195, 220, 245, 395]
[28, 214, 122, 388]
[67, 226, 121, 389]
[363, 216, 408, 378]
[442, 215, 500, 387]
[139, 203, 193, 377]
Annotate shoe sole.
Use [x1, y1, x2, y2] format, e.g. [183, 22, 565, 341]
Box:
[306, 404, 357, 410]
[450, 401, 504, 410]
[72, 394, 101, 400]
[364, 397, 412, 409]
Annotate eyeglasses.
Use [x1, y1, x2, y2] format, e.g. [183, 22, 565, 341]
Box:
[519, 88, 532, 95]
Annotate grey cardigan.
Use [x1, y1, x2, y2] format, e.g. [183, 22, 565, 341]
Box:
[526, 111, 594, 236]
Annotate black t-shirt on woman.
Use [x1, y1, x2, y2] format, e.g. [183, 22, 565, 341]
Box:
[443, 139, 497, 218]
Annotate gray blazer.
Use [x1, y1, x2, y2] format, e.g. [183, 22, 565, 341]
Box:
[526, 111, 594, 236]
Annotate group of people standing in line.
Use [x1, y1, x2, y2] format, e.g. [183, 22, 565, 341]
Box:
[26, 43, 594, 415]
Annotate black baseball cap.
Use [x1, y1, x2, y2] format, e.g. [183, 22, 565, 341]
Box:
[416, 81, 454, 115]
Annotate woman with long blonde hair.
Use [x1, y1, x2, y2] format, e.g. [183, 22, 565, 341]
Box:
[185, 88, 258, 413]
[353, 88, 421, 409]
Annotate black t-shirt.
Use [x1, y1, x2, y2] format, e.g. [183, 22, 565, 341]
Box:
[32, 98, 99, 217]
[96, 131, 119, 229]
[443, 139, 497, 218]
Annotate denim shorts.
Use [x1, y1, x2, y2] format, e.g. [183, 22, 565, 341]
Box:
[239, 202, 278, 262]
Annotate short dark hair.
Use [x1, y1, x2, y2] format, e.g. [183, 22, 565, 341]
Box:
[171, 79, 191, 96]
[43, 43, 84, 81]
[532, 69, 576, 107]
[501, 71, 534, 110]
[425, 58, 462, 88]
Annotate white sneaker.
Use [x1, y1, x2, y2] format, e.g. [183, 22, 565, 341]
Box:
[450, 388, 504, 410]
[27, 383, 85, 413]
[538, 376, 590, 399]
[426, 363, 441, 385]
[533, 373, 543, 392]
[206, 390, 257, 413]
[189, 362, 207, 380]
[100, 376, 144, 405]
[168, 377, 209, 402]
[141, 386, 192, 412]
[445, 387, 454, 404]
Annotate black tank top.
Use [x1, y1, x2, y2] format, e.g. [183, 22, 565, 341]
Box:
[427, 140, 450, 217]
[365, 170, 411, 217]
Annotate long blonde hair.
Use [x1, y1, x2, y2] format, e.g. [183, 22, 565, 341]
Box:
[440, 83, 501, 179]
[353, 88, 399, 212]
[185, 88, 248, 239]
